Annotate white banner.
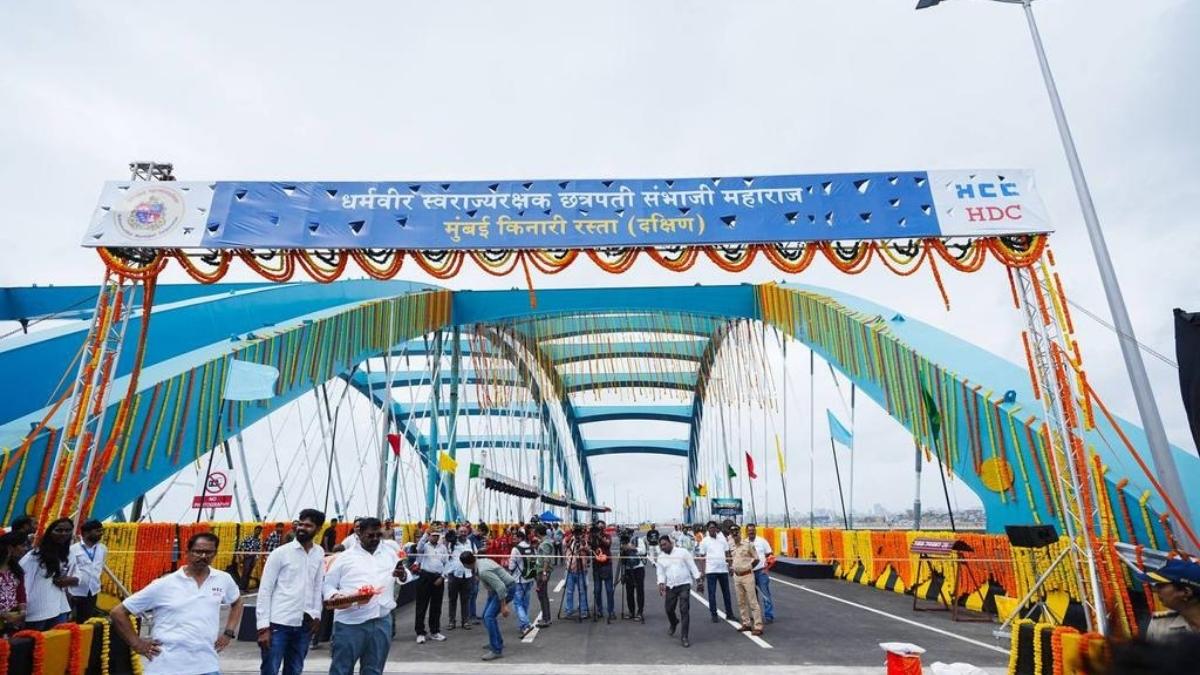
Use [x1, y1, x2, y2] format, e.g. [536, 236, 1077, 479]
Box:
[928, 169, 1052, 237]
[192, 468, 233, 508]
[83, 182, 212, 248]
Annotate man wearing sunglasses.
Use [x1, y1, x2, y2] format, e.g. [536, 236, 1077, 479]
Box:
[111, 532, 244, 675]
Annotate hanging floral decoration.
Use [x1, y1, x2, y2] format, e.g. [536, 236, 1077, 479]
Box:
[99, 234, 1046, 285]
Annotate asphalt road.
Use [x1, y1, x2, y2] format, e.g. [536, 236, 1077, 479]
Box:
[218, 560, 1011, 673]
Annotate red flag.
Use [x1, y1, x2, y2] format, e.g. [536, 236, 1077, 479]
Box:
[387, 434, 402, 456]
[745, 451, 757, 479]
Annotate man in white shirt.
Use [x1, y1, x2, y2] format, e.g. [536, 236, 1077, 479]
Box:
[411, 529, 448, 644]
[654, 535, 700, 647]
[695, 521, 733, 623]
[68, 519, 106, 622]
[257, 509, 326, 675]
[323, 517, 403, 675]
[110, 531, 244, 675]
[619, 527, 648, 621]
[442, 530, 476, 631]
[746, 524, 775, 624]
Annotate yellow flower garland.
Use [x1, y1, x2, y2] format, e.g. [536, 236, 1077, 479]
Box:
[129, 616, 144, 675]
[86, 617, 111, 675]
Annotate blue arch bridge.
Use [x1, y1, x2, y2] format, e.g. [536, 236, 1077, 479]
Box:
[1, 281, 1197, 543]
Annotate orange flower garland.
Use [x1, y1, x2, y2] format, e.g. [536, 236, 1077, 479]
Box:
[12, 630, 44, 675]
[53, 623, 84, 675]
[102, 234, 1049, 284]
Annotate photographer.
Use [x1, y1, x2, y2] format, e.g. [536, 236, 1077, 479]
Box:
[443, 529, 476, 631]
[619, 528, 646, 622]
[590, 521, 615, 623]
[563, 524, 591, 620]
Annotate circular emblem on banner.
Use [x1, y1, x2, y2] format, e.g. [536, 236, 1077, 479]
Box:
[117, 185, 186, 239]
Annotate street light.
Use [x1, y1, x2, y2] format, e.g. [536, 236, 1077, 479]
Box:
[916, 0, 1195, 543]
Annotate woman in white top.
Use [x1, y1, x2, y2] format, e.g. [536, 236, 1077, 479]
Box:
[20, 517, 76, 630]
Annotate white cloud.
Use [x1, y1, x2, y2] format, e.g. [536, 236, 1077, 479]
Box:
[1, 0, 1196, 522]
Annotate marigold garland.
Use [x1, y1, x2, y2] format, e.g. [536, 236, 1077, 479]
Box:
[238, 250, 295, 281]
[128, 616, 145, 675]
[173, 250, 231, 283]
[86, 617, 111, 675]
[350, 249, 405, 279]
[12, 630, 45, 675]
[105, 234, 1047, 282]
[293, 250, 348, 283]
[53, 622, 84, 675]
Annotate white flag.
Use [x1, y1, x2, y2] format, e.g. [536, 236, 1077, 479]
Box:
[223, 359, 279, 401]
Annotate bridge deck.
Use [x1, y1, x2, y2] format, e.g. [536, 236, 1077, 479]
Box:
[218, 568, 1009, 673]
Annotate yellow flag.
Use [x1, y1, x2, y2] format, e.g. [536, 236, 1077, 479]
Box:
[698, 483, 708, 498]
[774, 435, 786, 473]
[437, 451, 457, 472]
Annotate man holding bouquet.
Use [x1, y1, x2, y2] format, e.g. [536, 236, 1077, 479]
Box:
[323, 518, 404, 675]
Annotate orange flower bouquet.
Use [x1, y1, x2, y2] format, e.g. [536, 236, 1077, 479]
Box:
[324, 585, 380, 609]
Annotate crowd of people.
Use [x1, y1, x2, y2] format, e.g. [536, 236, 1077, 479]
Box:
[4, 511, 1199, 674]
[0, 511, 779, 672]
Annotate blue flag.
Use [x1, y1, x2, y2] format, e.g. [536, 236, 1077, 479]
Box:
[827, 410, 854, 449]
[223, 359, 280, 401]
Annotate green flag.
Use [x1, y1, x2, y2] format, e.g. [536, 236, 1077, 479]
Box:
[727, 464, 737, 479]
[921, 382, 941, 441]
[469, 462, 482, 478]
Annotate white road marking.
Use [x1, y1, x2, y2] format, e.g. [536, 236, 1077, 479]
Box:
[522, 611, 543, 643]
[769, 575, 1008, 655]
[689, 589, 773, 649]
[524, 576, 565, 643]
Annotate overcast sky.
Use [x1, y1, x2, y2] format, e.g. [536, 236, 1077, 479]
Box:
[1, 0, 1196, 523]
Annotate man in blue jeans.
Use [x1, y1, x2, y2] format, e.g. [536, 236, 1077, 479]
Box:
[746, 524, 775, 623]
[507, 531, 537, 637]
[460, 551, 516, 661]
[589, 522, 615, 622]
[695, 521, 733, 622]
[256, 509, 327, 675]
[562, 524, 592, 620]
[323, 518, 403, 675]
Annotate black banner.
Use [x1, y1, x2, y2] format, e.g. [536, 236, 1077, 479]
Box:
[1174, 308, 1200, 453]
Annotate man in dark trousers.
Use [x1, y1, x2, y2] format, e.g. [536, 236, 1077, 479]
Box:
[654, 534, 700, 647]
[533, 525, 553, 627]
[619, 527, 647, 621]
[412, 529, 448, 644]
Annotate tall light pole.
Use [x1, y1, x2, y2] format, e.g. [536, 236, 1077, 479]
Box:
[917, 0, 1195, 542]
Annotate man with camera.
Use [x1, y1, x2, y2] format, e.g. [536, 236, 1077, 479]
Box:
[619, 527, 647, 622]
[589, 521, 616, 623]
[443, 529, 476, 631]
[562, 524, 591, 620]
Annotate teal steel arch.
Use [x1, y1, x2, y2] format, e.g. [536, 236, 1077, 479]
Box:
[2, 281, 1196, 541]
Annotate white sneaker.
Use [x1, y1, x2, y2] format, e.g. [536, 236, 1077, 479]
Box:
[416, 634, 427, 644]
[430, 632, 447, 642]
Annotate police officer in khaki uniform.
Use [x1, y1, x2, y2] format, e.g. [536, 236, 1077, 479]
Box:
[728, 528, 763, 635]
